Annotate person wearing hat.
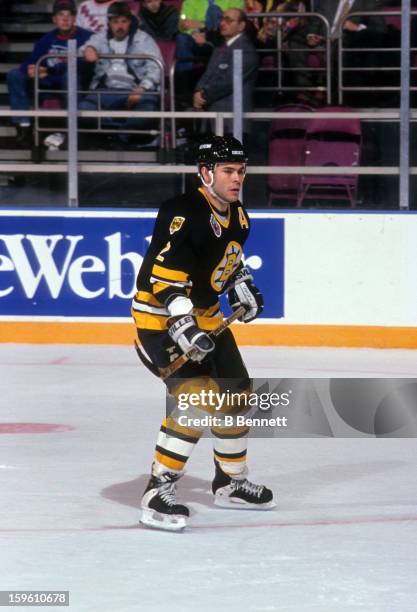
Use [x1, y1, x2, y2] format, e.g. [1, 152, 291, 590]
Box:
[132, 135, 273, 532]
[77, 0, 140, 34]
[6, 0, 91, 147]
[79, 1, 162, 143]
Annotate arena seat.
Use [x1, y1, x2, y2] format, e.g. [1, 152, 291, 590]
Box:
[267, 103, 313, 205]
[296, 107, 362, 208]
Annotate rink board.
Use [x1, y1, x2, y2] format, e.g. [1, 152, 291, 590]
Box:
[0, 209, 417, 348]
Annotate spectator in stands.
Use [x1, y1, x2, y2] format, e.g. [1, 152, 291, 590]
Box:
[309, 0, 387, 45]
[176, 0, 245, 72]
[254, 1, 311, 97]
[244, 0, 276, 42]
[308, 0, 388, 105]
[139, 0, 179, 41]
[259, 1, 307, 44]
[6, 0, 91, 147]
[193, 8, 258, 133]
[77, 0, 139, 33]
[79, 1, 162, 145]
[258, 1, 326, 104]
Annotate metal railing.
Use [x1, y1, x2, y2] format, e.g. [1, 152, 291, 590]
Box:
[34, 51, 165, 148]
[1, 108, 415, 172]
[248, 11, 332, 105]
[338, 9, 417, 105]
[0, 4, 415, 210]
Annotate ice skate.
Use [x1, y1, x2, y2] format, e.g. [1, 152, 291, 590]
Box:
[140, 470, 189, 532]
[212, 460, 276, 510]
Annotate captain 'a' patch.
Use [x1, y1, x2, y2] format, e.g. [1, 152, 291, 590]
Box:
[237, 207, 249, 229]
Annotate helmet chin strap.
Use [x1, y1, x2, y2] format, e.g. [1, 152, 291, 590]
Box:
[199, 165, 230, 205]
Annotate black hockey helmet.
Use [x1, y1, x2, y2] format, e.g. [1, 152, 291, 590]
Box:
[196, 135, 248, 167]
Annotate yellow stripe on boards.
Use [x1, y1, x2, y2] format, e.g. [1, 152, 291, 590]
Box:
[1, 322, 417, 349]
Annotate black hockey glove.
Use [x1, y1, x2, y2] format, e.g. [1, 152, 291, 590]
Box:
[227, 267, 264, 323]
[167, 314, 215, 362]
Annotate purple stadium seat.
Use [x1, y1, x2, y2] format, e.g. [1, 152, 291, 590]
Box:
[267, 103, 313, 205]
[382, 6, 401, 31]
[296, 106, 362, 208]
[157, 40, 176, 75]
[41, 98, 62, 110]
[157, 39, 176, 108]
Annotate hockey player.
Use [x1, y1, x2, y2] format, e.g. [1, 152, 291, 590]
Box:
[132, 135, 275, 531]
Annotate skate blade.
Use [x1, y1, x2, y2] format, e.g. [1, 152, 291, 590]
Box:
[214, 497, 276, 510]
[140, 508, 187, 532]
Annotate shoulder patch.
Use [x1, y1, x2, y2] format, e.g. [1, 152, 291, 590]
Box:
[169, 216, 185, 235]
[210, 213, 222, 238]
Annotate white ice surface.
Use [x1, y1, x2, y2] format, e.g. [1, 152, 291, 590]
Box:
[0, 344, 416, 612]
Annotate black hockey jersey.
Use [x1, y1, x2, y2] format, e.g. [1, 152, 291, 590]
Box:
[132, 187, 250, 331]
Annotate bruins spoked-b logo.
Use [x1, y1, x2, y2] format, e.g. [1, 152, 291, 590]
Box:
[211, 241, 242, 292]
[210, 213, 222, 238]
[169, 216, 185, 235]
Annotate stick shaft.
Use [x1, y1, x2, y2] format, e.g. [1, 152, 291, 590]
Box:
[159, 306, 246, 380]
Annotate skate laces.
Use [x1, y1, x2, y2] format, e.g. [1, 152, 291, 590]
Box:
[156, 473, 180, 507]
[159, 482, 178, 507]
[231, 478, 263, 499]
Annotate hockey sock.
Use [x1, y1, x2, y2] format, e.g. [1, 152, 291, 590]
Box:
[154, 416, 203, 472]
[211, 426, 249, 476]
[154, 376, 224, 472]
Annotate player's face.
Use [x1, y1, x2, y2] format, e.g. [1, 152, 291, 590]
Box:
[53, 10, 76, 32]
[109, 16, 131, 39]
[212, 162, 246, 202]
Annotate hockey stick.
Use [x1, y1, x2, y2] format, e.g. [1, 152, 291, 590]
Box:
[134, 305, 246, 381]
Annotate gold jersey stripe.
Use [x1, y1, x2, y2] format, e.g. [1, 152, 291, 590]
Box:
[152, 281, 173, 295]
[132, 309, 223, 331]
[133, 292, 220, 317]
[131, 310, 168, 330]
[134, 291, 164, 307]
[152, 264, 189, 283]
[155, 450, 186, 472]
[134, 292, 220, 318]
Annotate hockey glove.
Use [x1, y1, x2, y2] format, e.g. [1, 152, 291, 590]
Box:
[227, 267, 264, 323]
[167, 314, 215, 362]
